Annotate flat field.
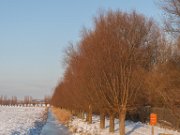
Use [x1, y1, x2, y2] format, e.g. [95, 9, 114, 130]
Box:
[0, 106, 47, 135]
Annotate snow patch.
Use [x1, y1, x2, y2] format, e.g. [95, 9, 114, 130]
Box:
[68, 115, 180, 135]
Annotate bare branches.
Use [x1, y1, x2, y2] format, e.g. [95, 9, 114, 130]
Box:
[161, 0, 180, 34]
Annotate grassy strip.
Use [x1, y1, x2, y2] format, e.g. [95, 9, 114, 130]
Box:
[52, 107, 72, 124]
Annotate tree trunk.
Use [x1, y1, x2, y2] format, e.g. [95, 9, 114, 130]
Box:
[86, 112, 89, 122]
[100, 111, 105, 129]
[119, 108, 126, 135]
[81, 111, 85, 119]
[78, 110, 84, 119]
[88, 104, 92, 124]
[109, 112, 115, 132]
[70, 109, 73, 115]
[77, 110, 81, 118]
[74, 110, 78, 116]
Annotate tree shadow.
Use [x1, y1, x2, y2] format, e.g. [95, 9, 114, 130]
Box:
[126, 124, 144, 135]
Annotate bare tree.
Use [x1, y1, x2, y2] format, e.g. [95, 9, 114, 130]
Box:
[161, 0, 180, 34]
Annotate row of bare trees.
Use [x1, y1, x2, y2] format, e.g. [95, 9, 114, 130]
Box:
[0, 96, 18, 105]
[51, 1, 180, 134]
[0, 95, 51, 106]
[0, 96, 32, 105]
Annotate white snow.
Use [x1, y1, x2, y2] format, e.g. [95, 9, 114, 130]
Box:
[41, 109, 71, 135]
[1, 106, 178, 135]
[0, 105, 47, 135]
[69, 115, 180, 135]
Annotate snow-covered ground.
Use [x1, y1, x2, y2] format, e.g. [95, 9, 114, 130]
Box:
[68, 115, 180, 135]
[1, 106, 179, 135]
[0, 106, 47, 135]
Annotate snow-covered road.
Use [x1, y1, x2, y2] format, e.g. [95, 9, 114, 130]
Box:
[40, 109, 71, 135]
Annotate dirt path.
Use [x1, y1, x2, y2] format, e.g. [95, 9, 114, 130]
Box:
[40, 109, 71, 135]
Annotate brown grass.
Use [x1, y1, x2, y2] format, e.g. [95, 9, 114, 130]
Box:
[52, 107, 72, 124]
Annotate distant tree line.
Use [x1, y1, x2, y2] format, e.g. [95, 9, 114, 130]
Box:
[51, 1, 180, 135]
[0, 96, 18, 105]
[0, 95, 51, 106]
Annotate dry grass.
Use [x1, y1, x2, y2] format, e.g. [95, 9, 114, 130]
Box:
[52, 107, 72, 124]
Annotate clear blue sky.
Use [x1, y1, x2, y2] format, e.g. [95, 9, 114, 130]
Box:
[0, 0, 162, 99]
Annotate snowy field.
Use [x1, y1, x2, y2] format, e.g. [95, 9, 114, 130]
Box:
[0, 106, 47, 135]
[69, 115, 180, 135]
